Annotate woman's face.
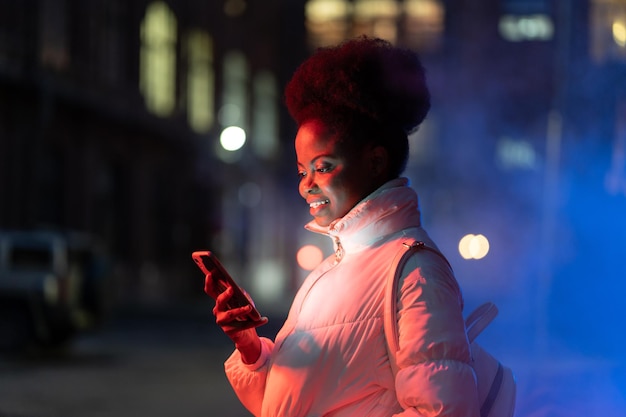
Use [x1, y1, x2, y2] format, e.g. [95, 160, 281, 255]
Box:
[295, 119, 381, 227]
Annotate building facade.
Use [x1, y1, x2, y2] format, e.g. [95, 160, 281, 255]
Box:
[1, 1, 624, 343]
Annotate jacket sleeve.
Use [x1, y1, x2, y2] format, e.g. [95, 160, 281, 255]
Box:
[392, 251, 480, 417]
[224, 337, 275, 417]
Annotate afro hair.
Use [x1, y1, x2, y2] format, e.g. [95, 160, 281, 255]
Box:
[284, 36, 430, 135]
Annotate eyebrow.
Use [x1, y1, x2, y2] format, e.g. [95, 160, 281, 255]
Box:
[297, 153, 336, 167]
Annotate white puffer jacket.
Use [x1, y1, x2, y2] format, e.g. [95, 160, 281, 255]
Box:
[224, 178, 480, 417]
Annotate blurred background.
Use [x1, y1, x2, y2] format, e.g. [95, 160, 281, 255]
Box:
[0, 0, 625, 416]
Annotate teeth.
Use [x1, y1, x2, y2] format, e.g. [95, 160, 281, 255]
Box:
[310, 200, 329, 208]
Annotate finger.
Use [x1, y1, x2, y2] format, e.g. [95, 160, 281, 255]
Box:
[212, 287, 233, 317]
[205, 273, 228, 293]
[221, 317, 269, 335]
[214, 286, 234, 309]
[215, 304, 252, 326]
[204, 272, 216, 296]
[213, 291, 231, 317]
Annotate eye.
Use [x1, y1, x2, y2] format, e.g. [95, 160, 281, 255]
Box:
[297, 170, 306, 178]
[316, 164, 332, 173]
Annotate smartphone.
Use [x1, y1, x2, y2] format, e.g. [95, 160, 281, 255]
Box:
[192, 251, 266, 327]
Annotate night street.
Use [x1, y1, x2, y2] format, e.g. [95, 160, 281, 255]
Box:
[1, 1, 625, 416]
[1, 304, 625, 417]
[0, 306, 263, 417]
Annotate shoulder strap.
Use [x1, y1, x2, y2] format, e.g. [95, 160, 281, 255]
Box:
[465, 301, 498, 343]
[383, 238, 450, 377]
[383, 239, 508, 417]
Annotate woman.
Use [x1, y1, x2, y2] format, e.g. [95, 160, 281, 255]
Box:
[210, 36, 480, 416]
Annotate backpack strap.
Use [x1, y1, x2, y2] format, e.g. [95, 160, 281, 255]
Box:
[383, 239, 508, 417]
[383, 238, 450, 377]
[465, 301, 498, 343]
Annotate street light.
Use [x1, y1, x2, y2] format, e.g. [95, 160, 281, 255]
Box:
[220, 126, 246, 151]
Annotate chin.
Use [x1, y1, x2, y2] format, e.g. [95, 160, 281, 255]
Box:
[313, 216, 334, 227]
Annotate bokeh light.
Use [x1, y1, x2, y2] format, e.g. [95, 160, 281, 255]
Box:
[613, 20, 626, 47]
[458, 234, 490, 260]
[296, 244, 324, 270]
[220, 126, 246, 151]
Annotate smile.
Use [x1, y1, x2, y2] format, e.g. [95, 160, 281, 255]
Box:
[309, 199, 330, 208]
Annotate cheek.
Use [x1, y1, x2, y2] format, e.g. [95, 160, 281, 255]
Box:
[328, 180, 359, 211]
[336, 175, 371, 210]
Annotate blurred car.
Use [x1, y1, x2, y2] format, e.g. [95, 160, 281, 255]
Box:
[0, 229, 112, 351]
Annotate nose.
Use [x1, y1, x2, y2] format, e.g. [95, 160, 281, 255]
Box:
[299, 172, 317, 198]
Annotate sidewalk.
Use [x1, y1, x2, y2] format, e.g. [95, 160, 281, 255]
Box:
[1, 303, 624, 417]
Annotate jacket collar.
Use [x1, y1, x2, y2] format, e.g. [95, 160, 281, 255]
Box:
[305, 177, 422, 256]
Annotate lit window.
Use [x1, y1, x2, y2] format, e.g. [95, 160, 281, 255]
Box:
[186, 29, 214, 133]
[39, 0, 69, 69]
[403, 0, 445, 51]
[354, 0, 399, 19]
[306, 0, 352, 23]
[216, 51, 249, 162]
[590, 0, 626, 63]
[252, 70, 279, 159]
[305, 0, 352, 48]
[140, 1, 177, 117]
[496, 137, 537, 170]
[220, 51, 248, 128]
[305, 0, 445, 52]
[354, 0, 400, 43]
[499, 14, 554, 42]
[224, 0, 247, 17]
[613, 20, 626, 47]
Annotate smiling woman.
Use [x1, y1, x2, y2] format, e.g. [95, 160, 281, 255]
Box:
[295, 119, 382, 227]
[207, 36, 487, 417]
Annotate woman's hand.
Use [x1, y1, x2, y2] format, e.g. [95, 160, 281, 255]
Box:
[211, 285, 263, 364]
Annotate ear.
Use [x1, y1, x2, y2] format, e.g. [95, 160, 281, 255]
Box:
[368, 145, 389, 178]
